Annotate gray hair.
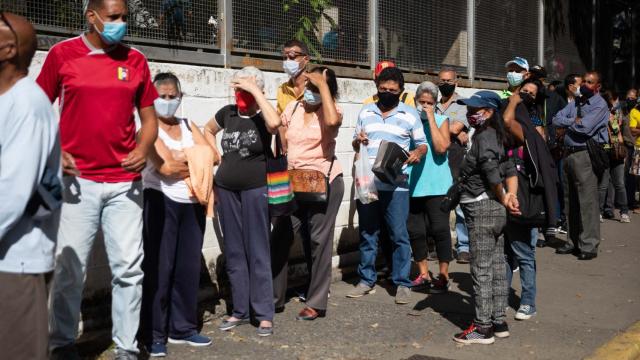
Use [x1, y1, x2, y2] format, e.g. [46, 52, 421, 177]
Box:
[232, 66, 265, 90]
[416, 81, 439, 100]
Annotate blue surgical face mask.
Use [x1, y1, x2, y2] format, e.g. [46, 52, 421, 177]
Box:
[507, 71, 525, 87]
[94, 13, 127, 45]
[303, 88, 322, 105]
[154, 97, 181, 119]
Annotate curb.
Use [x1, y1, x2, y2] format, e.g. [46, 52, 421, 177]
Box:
[585, 321, 640, 360]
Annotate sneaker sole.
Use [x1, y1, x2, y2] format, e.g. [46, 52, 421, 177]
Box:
[453, 336, 495, 345]
[167, 338, 212, 347]
[515, 312, 536, 321]
[395, 299, 410, 304]
[346, 289, 376, 298]
[494, 331, 510, 338]
[149, 352, 167, 357]
[257, 331, 273, 337]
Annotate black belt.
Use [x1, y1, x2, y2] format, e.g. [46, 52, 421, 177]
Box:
[564, 145, 587, 154]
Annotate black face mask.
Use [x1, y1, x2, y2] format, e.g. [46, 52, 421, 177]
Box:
[520, 92, 535, 107]
[377, 91, 401, 109]
[626, 99, 637, 110]
[438, 83, 456, 98]
[579, 84, 595, 99]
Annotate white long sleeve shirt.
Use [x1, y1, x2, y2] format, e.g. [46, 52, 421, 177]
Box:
[0, 77, 61, 274]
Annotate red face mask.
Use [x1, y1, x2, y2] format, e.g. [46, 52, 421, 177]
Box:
[235, 91, 256, 113]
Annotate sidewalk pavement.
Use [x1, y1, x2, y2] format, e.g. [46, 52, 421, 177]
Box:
[86, 213, 640, 360]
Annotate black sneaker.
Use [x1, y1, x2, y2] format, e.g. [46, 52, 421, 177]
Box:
[493, 321, 510, 338]
[453, 323, 495, 344]
[429, 276, 450, 294]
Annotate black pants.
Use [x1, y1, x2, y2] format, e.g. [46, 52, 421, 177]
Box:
[408, 195, 453, 262]
[141, 189, 206, 344]
[271, 177, 344, 311]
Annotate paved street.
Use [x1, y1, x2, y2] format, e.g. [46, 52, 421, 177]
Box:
[85, 213, 640, 360]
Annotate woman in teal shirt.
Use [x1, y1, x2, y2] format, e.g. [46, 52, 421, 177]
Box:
[408, 81, 453, 293]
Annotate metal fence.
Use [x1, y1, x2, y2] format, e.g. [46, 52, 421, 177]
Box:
[474, 0, 540, 79]
[378, 0, 468, 75]
[233, 0, 369, 65]
[0, 0, 589, 83]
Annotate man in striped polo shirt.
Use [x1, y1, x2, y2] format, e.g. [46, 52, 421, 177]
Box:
[347, 67, 427, 304]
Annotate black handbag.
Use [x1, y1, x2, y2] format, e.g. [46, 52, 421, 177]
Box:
[507, 169, 546, 227]
[372, 140, 409, 184]
[586, 138, 610, 178]
[440, 176, 465, 213]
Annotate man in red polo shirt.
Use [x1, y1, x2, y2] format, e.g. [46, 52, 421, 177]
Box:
[37, 0, 158, 358]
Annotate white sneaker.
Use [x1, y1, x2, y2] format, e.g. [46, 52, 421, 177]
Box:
[515, 305, 537, 320]
[621, 214, 631, 223]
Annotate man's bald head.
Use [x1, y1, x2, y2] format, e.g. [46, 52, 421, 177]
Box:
[0, 12, 37, 71]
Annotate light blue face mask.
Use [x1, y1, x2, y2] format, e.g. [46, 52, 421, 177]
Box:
[507, 71, 525, 87]
[303, 88, 322, 105]
[95, 13, 127, 45]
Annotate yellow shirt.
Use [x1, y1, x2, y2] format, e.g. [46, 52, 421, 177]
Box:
[630, 108, 640, 146]
[276, 80, 304, 114]
[363, 91, 415, 107]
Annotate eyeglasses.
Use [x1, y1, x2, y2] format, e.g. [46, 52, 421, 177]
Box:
[0, 12, 19, 48]
[282, 50, 307, 60]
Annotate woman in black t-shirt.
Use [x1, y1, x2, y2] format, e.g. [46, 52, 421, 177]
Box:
[204, 66, 281, 336]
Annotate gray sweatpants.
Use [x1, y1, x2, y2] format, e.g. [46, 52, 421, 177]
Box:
[462, 198, 508, 327]
[563, 150, 600, 253]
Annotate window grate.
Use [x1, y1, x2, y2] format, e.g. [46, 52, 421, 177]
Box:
[378, 0, 468, 75]
[232, 0, 369, 65]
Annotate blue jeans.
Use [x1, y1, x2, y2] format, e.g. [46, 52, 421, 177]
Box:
[505, 226, 537, 308]
[455, 205, 469, 253]
[356, 191, 411, 288]
[49, 177, 144, 353]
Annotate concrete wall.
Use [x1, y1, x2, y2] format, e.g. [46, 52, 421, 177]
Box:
[28, 50, 486, 319]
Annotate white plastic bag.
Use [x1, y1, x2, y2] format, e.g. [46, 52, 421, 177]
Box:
[355, 144, 379, 204]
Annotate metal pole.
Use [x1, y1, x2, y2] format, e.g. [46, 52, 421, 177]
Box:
[632, 6, 636, 86]
[467, 0, 475, 83]
[369, 0, 379, 70]
[538, 0, 545, 67]
[219, 0, 233, 68]
[591, 0, 597, 69]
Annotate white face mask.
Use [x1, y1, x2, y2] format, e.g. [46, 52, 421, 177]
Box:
[283, 59, 301, 77]
[572, 86, 581, 97]
[154, 97, 181, 119]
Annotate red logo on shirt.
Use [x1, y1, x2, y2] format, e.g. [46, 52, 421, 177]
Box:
[117, 67, 129, 81]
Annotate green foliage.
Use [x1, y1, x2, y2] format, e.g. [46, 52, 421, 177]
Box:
[283, 0, 335, 61]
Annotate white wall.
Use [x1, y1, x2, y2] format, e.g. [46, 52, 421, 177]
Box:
[28, 50, 486, 299]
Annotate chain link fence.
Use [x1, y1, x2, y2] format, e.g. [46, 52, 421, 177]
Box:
[543, 0, 587, 81]
[474, 0, 540, 79]
[378, 0, 468, 75]
[232, 0, 369, 65]
[0, 0, 595, 82]
[0, 0, 219, 49]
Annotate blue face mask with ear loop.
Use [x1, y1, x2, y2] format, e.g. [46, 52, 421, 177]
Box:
[94, 12, 127, 45]
[303, 88, 322, 105]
